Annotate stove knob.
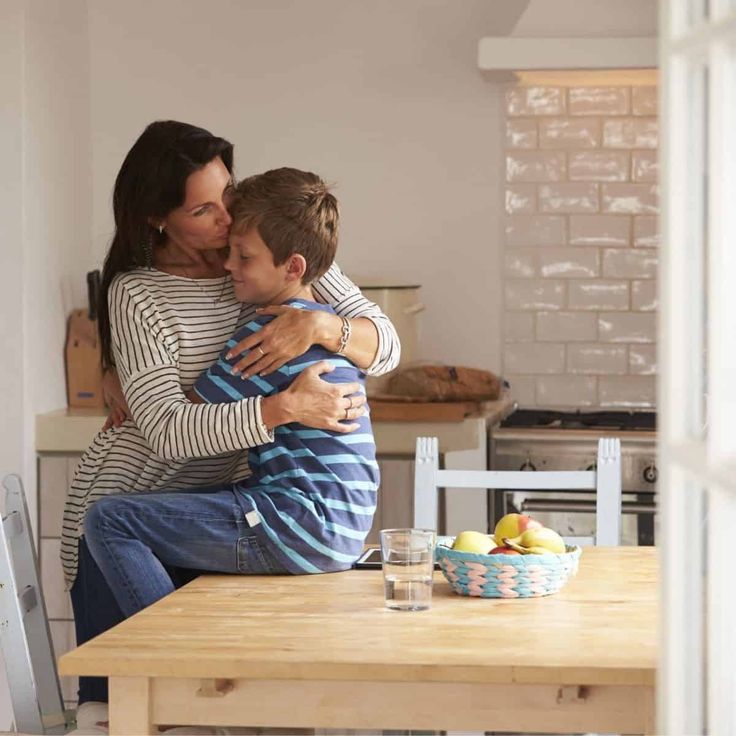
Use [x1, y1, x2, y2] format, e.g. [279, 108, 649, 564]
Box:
[519, 459, 536, 471]
[643, 465, 658, 484]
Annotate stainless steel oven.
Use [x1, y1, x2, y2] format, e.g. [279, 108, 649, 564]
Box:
[489, 410, 657, 545]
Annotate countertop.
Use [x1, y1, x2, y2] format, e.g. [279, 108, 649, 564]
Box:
[36, 391, 516, 456]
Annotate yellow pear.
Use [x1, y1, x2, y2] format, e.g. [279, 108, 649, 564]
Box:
[452, 530, 494, 554]
[503, 527, 566, 555]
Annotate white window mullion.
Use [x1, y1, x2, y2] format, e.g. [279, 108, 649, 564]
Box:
[706, 37, 736, 735]
[658, 35, 708, 733]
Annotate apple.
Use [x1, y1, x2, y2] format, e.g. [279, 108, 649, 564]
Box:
[488, 546, 521, 555]
[493, 513, 542, 547]
[452, 530, 494, 554]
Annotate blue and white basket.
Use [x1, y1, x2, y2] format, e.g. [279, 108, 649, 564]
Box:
[435, 544, 582, 598]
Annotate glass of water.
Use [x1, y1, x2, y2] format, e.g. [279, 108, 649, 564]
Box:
[379, 528, 436, 611]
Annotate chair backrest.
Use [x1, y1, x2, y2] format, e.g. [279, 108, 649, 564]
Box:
[0, 474, 68, 734]
[413, 436, 622, 546]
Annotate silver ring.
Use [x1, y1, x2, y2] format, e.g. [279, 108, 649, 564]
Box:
[257, 346, 265, 356]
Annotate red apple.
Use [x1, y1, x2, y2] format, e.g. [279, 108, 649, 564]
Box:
[488, 546, 521, 555]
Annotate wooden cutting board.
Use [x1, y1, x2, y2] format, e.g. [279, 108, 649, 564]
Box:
[368, 399, 478, 422]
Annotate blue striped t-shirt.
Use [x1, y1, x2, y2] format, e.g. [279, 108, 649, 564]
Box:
[193, 298, 379, 574]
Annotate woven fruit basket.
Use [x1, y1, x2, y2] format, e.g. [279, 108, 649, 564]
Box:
[435, 544, 582, 599]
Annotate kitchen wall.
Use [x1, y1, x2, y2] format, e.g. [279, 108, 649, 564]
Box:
[86, 0, 521, 373]
[502, 79, 659, 409]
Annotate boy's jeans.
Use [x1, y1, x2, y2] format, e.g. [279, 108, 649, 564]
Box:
[83, 485, 288, 620]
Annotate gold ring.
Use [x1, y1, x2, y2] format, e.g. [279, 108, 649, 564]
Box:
[257, 346, 265, 356]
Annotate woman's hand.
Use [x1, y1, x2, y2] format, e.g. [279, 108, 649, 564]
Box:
[226, 305, 325, 377]
[101, 369, 132, 431]
[261, 362, 366, 434]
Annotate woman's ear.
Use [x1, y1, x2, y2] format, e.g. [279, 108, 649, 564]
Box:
[146, 216, 165, 231]
[285, 254, 307, 282]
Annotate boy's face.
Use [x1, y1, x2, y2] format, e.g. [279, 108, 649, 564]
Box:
[224, 226, 291, 305]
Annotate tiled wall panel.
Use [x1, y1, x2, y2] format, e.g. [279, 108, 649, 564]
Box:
[502, 83, 659, 409]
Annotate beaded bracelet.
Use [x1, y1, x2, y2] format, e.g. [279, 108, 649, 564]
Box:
[336, 317, 352, 355]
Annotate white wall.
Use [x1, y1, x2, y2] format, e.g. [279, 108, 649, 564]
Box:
[87, 0, 518, 371]
[0, 0, 91, 727]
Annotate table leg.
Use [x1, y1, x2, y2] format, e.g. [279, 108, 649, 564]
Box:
[109, 676, 154, 735]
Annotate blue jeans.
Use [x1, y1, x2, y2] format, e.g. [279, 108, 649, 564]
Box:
[70, 536, 200, 704]
[83, 485, 288, 619]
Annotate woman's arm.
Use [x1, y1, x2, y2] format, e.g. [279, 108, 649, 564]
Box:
[110, 276, 361, 461]
[228, 263, 401, 377]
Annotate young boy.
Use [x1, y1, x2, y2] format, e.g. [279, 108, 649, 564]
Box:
[188, 167, 379, 574]
[83, 168, 379, 620]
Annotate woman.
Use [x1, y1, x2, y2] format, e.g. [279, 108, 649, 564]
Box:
[64, 120, 399, 707]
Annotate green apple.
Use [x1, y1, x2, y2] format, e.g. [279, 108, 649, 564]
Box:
[452, 530, 494, 554]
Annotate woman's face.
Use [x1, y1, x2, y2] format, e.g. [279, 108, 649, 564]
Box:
[161, 157, 233, 252]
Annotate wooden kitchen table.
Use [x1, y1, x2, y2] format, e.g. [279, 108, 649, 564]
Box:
[58, 547, 657, 735]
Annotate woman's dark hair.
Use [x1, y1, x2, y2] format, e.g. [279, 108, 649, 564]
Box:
[98, 120, 234, 370]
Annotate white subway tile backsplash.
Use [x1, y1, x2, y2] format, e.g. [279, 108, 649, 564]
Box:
[506, 119, 538, 149]
[505, 215, 566, 246]
[505, 312, 536, 342]
[632, 86, 658, 116]
[569, 215, 630, 246]
[507, 151, 566, 182]
[603, 118, 658, 149]
[632, 280, 659, 311]
[568, 280, 630, 310]
[505, 280, 566, 310]
[538, 183, 599, 214]
[601, 183, 659, 214]
[568, 87, 629, 116]
[506, 87, 566, 116]
[633, 216, 660, 247]
[599, 312, 656, 343]
[568, 151, 629, 182]
[599, 376, 656, 407]
[537, 375, 598, 406]
[505, 342, 566, 374]
[632, 150, 659, 182]
[505, 249, 537, 278]
[505, 185, 537, 214]
[504, 374, 537, 404]
[502, 82, 659, 409]
[568, 344, 628, 374]
[539, 118, 600, 149]
[629, 345, 658, 375]
[536, 311, 598, 341]
[602, 248, 658, 279]
[538, 248, 599, 278]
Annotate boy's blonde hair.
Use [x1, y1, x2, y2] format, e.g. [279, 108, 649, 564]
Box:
[228, 167, 339, 283]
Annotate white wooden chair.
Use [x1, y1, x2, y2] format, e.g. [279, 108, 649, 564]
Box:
[0, 474, 73, 735]
[413, 436, 622, 545]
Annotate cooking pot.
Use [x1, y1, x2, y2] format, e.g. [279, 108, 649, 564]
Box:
[357, 283, 425, 394]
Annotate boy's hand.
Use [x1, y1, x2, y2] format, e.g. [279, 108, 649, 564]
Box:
[226, 305, 323, 378]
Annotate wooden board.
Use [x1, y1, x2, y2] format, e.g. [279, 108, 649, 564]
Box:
[369, 399, 477, 422]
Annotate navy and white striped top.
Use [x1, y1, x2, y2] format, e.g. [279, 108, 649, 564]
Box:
[193, 299, 379, 574]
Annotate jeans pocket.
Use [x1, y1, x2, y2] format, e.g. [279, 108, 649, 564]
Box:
[237, 534, 276, 574]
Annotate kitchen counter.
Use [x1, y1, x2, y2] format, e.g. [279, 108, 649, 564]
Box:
[36, 391, 516, 456]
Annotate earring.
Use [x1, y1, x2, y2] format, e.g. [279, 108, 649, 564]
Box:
[158, 224, 164, 234]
